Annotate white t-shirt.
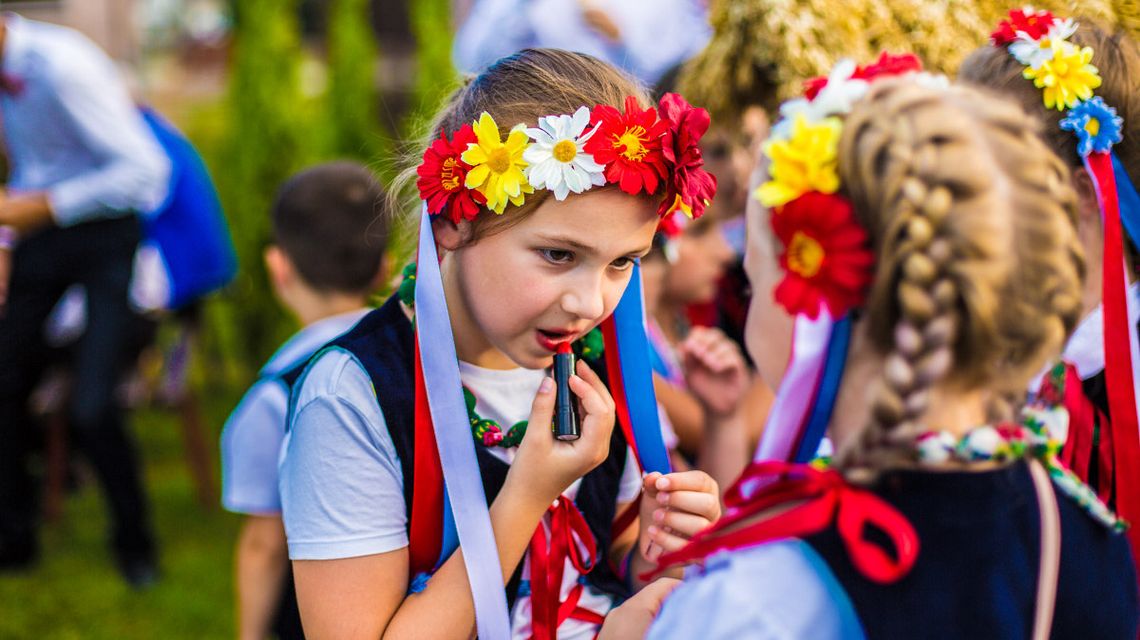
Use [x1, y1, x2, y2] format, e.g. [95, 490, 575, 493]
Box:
[280, 349, 642, 639]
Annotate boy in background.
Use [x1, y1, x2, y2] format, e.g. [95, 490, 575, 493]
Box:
[220, 162, 388, 639]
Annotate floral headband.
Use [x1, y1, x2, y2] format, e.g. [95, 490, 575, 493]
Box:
[754, 53, 943, 319]
[990, 7, 1122, 154]
[750, 54, 946, 467]
[416, 93, 717, 227]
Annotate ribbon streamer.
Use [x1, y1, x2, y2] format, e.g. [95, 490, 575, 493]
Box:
[754, 310, 836, 462]
[793, 315, 852, 463]
[1084, 152, 1140, 577]
[415, 207, 511, 638]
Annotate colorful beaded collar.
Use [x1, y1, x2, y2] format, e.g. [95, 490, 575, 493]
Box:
[415, 93, 717, 226]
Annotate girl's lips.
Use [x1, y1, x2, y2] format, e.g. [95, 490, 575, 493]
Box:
[536, 329, 575, 352]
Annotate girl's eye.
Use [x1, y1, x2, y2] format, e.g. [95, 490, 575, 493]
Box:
[540, 248, 574, 264]
[610, 256, 635, 270]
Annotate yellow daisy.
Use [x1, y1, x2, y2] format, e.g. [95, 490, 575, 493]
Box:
[755, 115, 842, 208]
[461, 112, 534, 214]
[1023, 41, 1102, 111]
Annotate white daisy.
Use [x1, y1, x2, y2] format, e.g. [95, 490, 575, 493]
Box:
[1009, 18, 1077, 69]
[522, 106, 607, 200]
[771, 59, 869, 139]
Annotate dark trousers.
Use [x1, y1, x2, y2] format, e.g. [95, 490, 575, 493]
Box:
[0, 216, 154, 558]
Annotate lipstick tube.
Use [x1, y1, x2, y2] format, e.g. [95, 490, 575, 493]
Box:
[553, 342, 581, 441]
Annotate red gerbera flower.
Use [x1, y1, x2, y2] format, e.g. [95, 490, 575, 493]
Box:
[584, 96, 669, 196]
[990, 7, 1056, 46]
[804, 52, 923, 100]
[417, 124, 487, 223]
[657, 92, 718, 219]
[770, 192, 874, 318]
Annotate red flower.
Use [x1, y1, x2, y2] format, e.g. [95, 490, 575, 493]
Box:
[417, 124, 487, 223]
[584, 96, 669, 196]
[770, 192, 874, 318]
[804, 52, 923, 100]
[990, 7, 1056, 46]
[657, 92, 718, 219]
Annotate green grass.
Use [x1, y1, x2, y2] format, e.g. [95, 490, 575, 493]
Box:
[0, 388, 245, 639]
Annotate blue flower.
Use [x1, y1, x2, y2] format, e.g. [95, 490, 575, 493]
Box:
[1060, 96, 1124, 156]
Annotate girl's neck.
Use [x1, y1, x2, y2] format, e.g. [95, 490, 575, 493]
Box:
[828, 326, 990, 453]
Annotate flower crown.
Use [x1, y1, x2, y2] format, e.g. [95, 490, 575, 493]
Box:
[990, 7, 1123, 155]
[417, 93, 717, 226]
[754, 53, 943, 319]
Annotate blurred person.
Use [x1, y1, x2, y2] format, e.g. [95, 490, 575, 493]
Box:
[453, 0, 710, 85]
[0, 13, 170, 587]
[220, 162, 388, 640]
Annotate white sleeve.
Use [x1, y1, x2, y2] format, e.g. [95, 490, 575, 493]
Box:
[616, 447, 643, 504]
[279, 350, 409, 560]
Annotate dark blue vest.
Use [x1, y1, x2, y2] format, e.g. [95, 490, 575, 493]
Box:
[289, 295, 632, 608]
[803, 461, 1139, 639]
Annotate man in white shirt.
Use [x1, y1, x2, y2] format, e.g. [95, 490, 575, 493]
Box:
[0, 13, 171, 589]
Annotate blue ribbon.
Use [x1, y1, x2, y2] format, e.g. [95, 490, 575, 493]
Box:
[1112, 152, 1140, 249]
[792, 315, 851, 463]
[611, 261, 672, 475]
[415, 208, 511, 638]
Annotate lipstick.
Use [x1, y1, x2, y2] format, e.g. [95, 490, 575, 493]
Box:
[553, 342, 581, 441]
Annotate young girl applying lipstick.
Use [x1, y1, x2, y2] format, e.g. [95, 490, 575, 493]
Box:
[277, 49, 722, 639]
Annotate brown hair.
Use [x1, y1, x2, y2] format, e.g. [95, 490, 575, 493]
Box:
[958, 21, 1140, 185]
[831, 80, 1085, 479]
[390, 49, 651, 249]
[272, 161, 388, 295]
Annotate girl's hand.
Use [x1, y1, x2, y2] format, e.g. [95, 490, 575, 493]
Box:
[598, 577, 680, 640]
[508, 359, 616, 507]
[639, 471, 721, 563]
[679, 327, 750, 419]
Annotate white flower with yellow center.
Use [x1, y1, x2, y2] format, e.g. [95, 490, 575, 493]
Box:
[1009, 18, 1077, 69]
[522, 106, 607, 200]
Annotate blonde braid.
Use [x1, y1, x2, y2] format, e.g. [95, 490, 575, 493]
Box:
[832, 80, 1084, 480]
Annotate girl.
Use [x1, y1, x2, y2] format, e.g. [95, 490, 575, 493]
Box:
[602, 71, 1139, 637]
[959, 11, 1140, 560]
[278, 49, 721, 639]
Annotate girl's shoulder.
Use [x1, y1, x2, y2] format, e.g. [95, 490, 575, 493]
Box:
[649, 540, 864, 640]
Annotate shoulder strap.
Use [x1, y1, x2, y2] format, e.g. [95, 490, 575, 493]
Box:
[1028, 459, 1061, 640]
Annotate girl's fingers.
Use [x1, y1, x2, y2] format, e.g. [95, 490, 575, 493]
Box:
[645, 525, 691, 558]
[524, 376, 557, 444]
[575, 359, 615, 412]
[656, 489, 721, 521]
[652, 508, 713, 538]
[655, 470, 719, 495]
[569, 373, 612, 419]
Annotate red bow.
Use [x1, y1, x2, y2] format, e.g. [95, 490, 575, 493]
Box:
[528, 497, 604, 640]
[651, 461, 919, 584]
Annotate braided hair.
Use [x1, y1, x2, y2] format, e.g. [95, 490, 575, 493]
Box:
[832, 80, 1085, 478]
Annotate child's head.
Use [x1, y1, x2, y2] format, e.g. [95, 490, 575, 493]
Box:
[266, 161, 388, 313]
[744, 79, 1084, 473]
[959, 20, 1140, 312]
[659, 217, 735, 308]
[406, 49, 707, 370]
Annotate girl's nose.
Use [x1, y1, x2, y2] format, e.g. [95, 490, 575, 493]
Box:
[561, 274, 606, 321]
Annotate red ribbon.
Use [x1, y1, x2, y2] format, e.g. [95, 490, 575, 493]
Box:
[1087, 151, 1140, 575]
[650, 461, 919, 585]
[528, 497, 600, 640]
[409, 338, 445, 576]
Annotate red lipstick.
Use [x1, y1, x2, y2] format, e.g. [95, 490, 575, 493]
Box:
[553, 342, 580, 441]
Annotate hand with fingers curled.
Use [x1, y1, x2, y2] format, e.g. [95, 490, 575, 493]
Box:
[638, 470, 721, 567]
[678, 326, 751, 420]
[505, 359, 618, 508]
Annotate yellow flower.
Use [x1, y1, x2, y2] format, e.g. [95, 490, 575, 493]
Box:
[461, 112, 534, 214]
[755, 116, 842, 208]
[1023, 41, 1101, 111]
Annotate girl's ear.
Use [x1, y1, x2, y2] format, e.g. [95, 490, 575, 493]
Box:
[1073, 167, 1100, 223]
[264, 245, 293, 290]
[431, 216, 474, 251]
